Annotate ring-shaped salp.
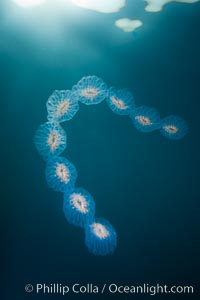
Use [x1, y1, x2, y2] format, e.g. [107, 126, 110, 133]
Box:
[130, 106, 161, 132]
[45, 156, 77, 192]
[160, 115, 188, 140]
[63, 188, 95, 228]
[72, 76, 108, 105]
[33, 75, 189, 256]
[106, 87, 135, 115]
[33, 122, 66, 160]
[84, 218, 117, 256]
[46, 90, 79, 123]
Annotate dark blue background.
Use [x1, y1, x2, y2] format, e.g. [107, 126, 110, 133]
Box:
[1, 0, 200, 299]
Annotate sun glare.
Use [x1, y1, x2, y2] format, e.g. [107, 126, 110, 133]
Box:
[69, 0, 126, 13]
[12, 0, 46, 8]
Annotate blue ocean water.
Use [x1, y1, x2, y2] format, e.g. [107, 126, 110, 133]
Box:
[1, 0, 200, 299]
